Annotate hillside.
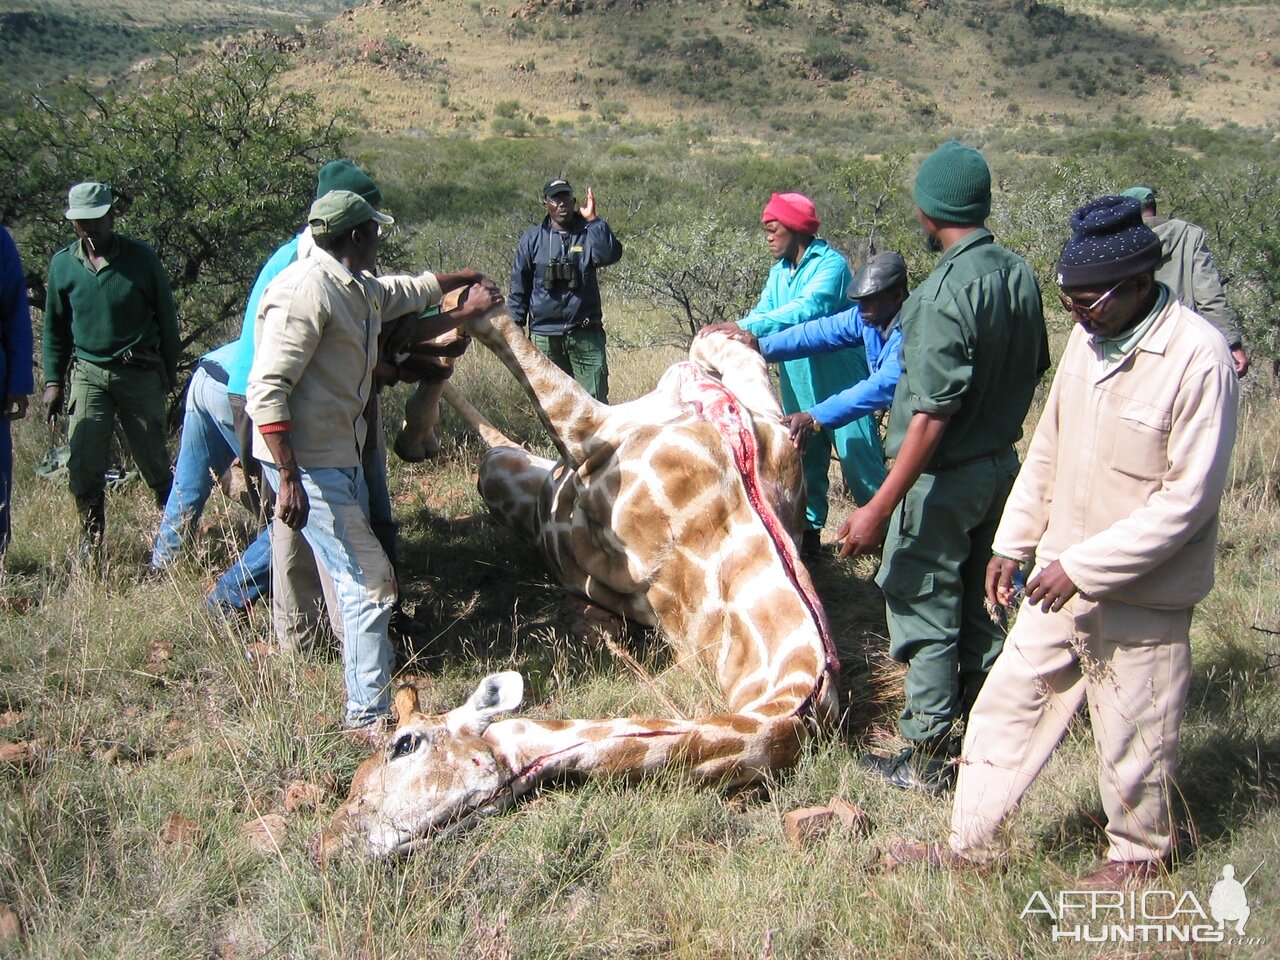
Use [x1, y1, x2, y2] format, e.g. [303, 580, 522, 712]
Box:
[267, 0, 1279, 140]
[3, 1, 1276, 139]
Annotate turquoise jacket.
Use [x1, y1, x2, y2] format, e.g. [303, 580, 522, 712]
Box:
[226, 233, 302, 396]
[738, 237, 861, 415]
[738, 238, 885, 509]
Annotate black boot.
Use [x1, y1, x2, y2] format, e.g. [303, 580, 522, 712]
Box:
[800, 529, 823, 559]
[861, 743, 956, 797]
[75, 491, 106, 551]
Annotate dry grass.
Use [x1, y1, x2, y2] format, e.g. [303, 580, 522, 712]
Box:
[3, 294, 1279, 957]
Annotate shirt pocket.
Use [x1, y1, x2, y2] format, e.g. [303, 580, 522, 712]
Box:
[1109, 399, 1170, 482]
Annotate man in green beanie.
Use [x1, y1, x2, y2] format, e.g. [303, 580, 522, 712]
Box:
[840, 142, 1050, 794]
[1119, 185, 1249, 377]
[42, 181, 179, 548]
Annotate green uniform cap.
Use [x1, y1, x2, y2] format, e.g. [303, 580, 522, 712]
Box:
[913, 142, 992, 224]
[307, 190, 393, 237]
[316, 160, 382, 206]
[1119, 186, 1155, 206]
[65, 182, 114, 220]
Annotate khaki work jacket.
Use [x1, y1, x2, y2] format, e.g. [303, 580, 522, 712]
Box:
[993, 297, 1238, 610]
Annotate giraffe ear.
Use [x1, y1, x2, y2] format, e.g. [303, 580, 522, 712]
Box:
[392, 684, 421, 722]
[446, 671, 524, 735]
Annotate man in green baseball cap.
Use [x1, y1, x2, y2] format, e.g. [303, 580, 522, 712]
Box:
[1120, 184, 1249, 376]
[42, 181, 179, 548]
[841, 142, 1050, 795]
[307, 190, 394, 239]
[246, 188, 501, 743]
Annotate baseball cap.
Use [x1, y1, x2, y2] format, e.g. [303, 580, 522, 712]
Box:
[65, 182, 114, 220]
[308, 190, 394, 237]
[542, 178, 573, 198]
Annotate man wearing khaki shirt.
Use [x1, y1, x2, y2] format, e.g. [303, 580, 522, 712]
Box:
[247, 190, 500, 739]
[886, 196, 1239, 889]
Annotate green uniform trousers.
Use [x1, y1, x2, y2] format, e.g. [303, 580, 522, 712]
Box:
[532, 326, 609, 403]
[875, 448, 1019, 746]
[67, 359, 172, 505]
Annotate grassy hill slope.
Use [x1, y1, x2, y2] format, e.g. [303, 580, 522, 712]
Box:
[267, 0, 1279, 141]
[3, 1, 1276, 138]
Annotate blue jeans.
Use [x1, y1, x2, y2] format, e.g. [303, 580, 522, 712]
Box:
[151, 365, 239, 566]
[206, 525, 272, 613]
[0, 420, 11, 553]
[152, 365, 270, 609]
[261, 463, 396, 726]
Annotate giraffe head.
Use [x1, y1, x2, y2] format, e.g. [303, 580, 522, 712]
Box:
[310, 672, 524, 862]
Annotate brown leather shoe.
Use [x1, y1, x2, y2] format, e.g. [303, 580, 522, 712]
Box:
[342, 718, 391, 751]
[1075, 859, 1163, 890]
[884, 841, 962, 870]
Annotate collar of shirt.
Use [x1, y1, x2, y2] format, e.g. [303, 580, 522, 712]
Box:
[308, 243, 366, 290]
[937, 227, 994, 266]
[787, 236, 829, 274]
[1092, 284, 1169, 367]
[73, 233, 121, 271]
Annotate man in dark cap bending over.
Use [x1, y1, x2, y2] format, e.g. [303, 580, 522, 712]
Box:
[885, 195, 1239, 889]
[724, 252, 908, 487]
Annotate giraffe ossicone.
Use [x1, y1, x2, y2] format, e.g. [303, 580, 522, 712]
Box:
[312, 307, 840, 861]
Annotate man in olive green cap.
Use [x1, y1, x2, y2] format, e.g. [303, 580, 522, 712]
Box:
[840, 142, 1050, 794]
[247, 189, 501, 741]
[42, 181, 179, 547]
[1119, 185, 1249, 377]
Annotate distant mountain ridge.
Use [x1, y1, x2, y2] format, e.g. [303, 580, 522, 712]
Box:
[2, 0, 1275, 138]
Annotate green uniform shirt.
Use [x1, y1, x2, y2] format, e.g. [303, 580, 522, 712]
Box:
[885, 228, 1048, 468]
[42, 234, 180, 385]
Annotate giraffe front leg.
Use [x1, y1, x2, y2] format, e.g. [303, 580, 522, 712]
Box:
[393, 380, 446, 463]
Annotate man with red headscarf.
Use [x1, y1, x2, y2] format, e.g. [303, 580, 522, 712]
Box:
[702, 192, 885, 557]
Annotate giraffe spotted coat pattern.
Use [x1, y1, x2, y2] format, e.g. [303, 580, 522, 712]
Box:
[313, 307, 840, 860]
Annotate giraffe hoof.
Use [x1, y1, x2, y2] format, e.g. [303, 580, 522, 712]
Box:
[393, 433, 439, 463]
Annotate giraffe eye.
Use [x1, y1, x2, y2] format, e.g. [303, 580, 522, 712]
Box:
[390, 733, 419, 760]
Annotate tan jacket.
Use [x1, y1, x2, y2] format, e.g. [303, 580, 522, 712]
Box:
[993, 297, 1238, 609]
[1147, 215, 1242, 347]
[247, 246, 443, 468]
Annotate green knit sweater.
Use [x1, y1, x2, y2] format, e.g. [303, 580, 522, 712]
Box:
[42, 234, 179, 385]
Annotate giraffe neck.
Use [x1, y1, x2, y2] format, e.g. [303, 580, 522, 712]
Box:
[672, 361, 838, 675]
[464, 308, 605, 464]
[484, 707, 815, 801]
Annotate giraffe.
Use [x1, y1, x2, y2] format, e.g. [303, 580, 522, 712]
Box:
[312, 307, 840, 860]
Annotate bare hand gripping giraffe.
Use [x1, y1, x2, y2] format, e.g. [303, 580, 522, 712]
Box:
[312, 305, 840, 860]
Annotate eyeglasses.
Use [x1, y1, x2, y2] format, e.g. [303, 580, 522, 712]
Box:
[1057, 279, 1125, 320]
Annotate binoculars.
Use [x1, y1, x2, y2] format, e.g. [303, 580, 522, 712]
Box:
[545, 256, 580, 290]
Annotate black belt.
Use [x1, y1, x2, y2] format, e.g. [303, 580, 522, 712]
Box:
[196, 357, 230, 385]
[929, 446, 1014, 472]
